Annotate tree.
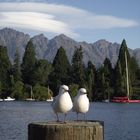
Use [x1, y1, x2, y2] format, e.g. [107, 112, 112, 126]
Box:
[103, 58, 114, 99]
[12, 48, 22, 82]
[0, 46, 11, 97]
[21, 40, 36, 85]
[33, 59, 52, 86]
[69, 84, 79, 97]
[130, 57, 139, 83]
[49, 47, 71, 95]
[95, 66, 106, 100]
[33, 84, 53, 101]
[114, 39, 132, 97]
[93, 58, 114, 101]
[11, 81, 24, 100]
[85, 61, 96, 101]
[130, 57, 140, 99]
[0, 81, 2, 98]
[71, 46, 85, 87]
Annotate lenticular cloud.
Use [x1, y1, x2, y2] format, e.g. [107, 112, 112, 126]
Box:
[0, 11, 76, 36]
[0, 2, 138, 38]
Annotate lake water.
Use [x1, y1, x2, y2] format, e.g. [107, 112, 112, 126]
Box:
[0, 101, 140, 140]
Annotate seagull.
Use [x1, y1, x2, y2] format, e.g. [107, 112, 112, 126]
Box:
[73, 88, 89, 121]
[52, 85, 73, 122]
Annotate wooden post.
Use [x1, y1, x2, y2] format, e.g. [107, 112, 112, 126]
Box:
[28, 121, 104, 140]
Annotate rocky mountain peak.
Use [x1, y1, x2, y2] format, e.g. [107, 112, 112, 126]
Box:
[53, 34, 76, 43]
[0, 27, 30, 37]
[0, 27, 140, 67]
[32, 34, 46, 39]
[93, 39, 111, 48]
[56, 33, 72, 39]
[0, 28, 30, 63]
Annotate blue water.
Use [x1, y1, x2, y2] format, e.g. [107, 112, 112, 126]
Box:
[0, 102, 140, 140]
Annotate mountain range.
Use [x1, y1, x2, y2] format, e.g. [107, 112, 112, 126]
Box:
[0, 28, 140, 67]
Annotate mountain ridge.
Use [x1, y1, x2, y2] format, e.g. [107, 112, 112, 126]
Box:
[0, 28, 140, 67]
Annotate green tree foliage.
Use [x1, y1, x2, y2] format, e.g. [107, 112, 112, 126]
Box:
[71, 46, 85, 87]
[1, 38, 140, 101]
[23, 84, 32, 99]
[135, 68, 140, 99]
[0, 46, 11, 97]
[85, 61, 96, 101]
[136, 68, 140, 80]
[33, 59, 52, 86]
[130, 57, 139, 82]
[130, 57, 140, 99]
[0, 81, 2, 98]
[95, 66, 106, 100]
[9, 75, 15, 93]
[11, 81, 24, 100]
[69, 83, 79, 97]
[114, 39, 132, 97]
[49, 47, 71, 95]
[21, 40, 36, 85]
[103, 58, 114, 99]
[33, 84, 53, 100]
[95, 58, 114, 101]
[9, 49, 23, 99]
[12, 48, 22, 82]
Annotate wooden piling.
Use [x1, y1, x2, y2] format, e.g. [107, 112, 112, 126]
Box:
[28, 121, 104, 140]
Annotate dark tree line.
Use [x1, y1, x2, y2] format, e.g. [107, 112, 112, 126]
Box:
[0, 39, 140, 101]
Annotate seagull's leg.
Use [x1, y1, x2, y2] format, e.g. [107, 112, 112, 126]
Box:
[77, 112, 79, 121]
[84, 113, 86, 121]
[64, 113, 67, 123]
[56, 113, 59, 122]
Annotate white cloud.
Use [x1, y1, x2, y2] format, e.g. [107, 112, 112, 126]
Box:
[0, 12, 77, 37]
[0, 2, 138, 38]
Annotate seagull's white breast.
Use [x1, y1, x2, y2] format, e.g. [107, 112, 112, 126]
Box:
[53, 92, 73, 113]
[74, 94, 89, 113]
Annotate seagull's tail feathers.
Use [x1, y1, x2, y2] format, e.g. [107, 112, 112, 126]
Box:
[51, 95, 58, 106]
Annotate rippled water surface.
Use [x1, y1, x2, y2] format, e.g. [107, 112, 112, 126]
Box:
[0, 101, 140, 140]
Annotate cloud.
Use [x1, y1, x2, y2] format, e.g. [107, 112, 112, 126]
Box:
[0, 2, 138, 38]
[0, 12, 77, 37]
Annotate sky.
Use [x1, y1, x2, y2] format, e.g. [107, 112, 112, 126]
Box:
[0, 0, 140, 49]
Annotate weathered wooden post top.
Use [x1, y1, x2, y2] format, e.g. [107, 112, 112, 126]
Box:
[28, 120, 104, 140]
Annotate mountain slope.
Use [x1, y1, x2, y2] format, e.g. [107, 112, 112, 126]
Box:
[0, 28, 139, 67]
[0, 28, 30, 63]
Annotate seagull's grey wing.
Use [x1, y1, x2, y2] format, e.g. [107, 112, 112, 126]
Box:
[51, 95, 59, 106]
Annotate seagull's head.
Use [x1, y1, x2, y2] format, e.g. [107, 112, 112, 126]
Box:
[79, 88, 87, 95]
[60, 85, 69, 94]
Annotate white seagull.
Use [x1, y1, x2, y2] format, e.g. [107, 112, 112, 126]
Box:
[73, 88, 90, 120]
[52, 85, 73, 122]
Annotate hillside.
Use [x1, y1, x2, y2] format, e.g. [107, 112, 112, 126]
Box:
[0, 28, 139, 67]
